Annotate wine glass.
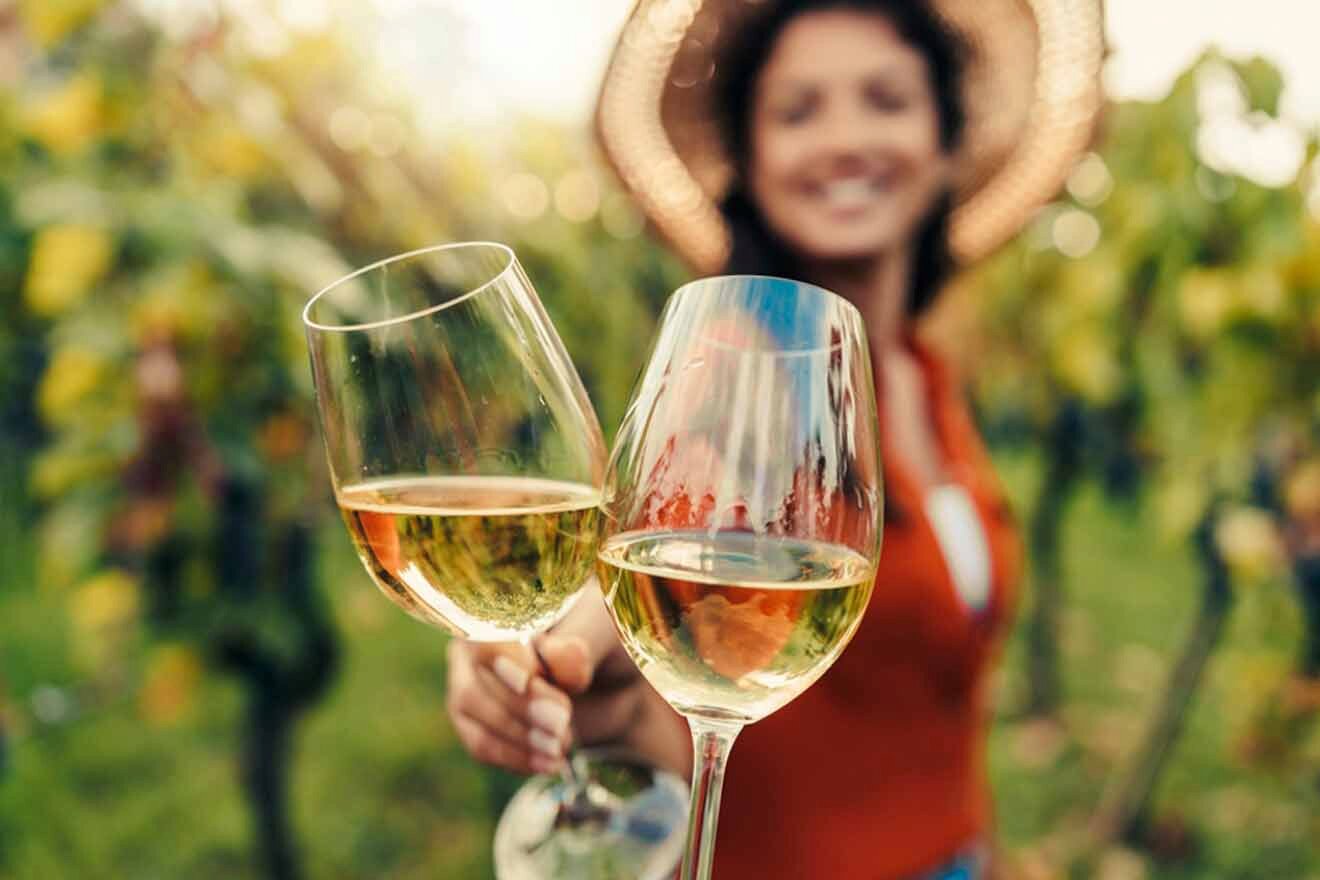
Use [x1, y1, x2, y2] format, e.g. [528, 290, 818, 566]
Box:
[304, 242, 606, 640]
[303, 242, 686, 878]
[596, 275, 883, 880]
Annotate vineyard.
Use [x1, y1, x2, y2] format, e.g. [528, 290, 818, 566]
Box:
[1, 3, 1319, 879]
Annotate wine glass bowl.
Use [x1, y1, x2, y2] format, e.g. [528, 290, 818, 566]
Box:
[304, 242, 606, 642]
[598, 529, 875, 725]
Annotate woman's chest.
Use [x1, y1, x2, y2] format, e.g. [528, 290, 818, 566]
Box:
[826, 488, 1020, 697]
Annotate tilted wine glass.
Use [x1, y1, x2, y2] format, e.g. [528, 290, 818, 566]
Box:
[303, 242, 686, 878]
[304, 242, 605, 641]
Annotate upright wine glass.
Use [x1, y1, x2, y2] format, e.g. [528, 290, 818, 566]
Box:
[597, 275, 884, 880]
[304, 242, 687, 878]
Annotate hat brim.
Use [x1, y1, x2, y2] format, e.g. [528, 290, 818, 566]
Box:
[596, 0, 1106, 274]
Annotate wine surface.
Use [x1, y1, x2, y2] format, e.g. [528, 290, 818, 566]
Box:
[339, 476, 600, 641]
[598, 529, 874, 723]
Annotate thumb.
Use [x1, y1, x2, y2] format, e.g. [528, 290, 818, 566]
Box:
[533, 634, 593, 695]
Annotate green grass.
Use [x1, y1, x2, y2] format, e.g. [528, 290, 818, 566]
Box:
[988, 452, 1320, 879]
[1, 453, 1318, 878]
[0, 526, 498, 879]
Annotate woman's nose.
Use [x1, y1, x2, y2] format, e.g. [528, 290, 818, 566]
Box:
[814, 99, 874, 160]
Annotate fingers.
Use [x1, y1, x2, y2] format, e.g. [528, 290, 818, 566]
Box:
[482, 664, 575, 757]
[451, 715, 550, 775]
[459, 642, 574, 747]
[532, 633, 593, 695]
[452, 640, 536, 694]
[540, 579, 643, 685]
[457, 664, 533, 747]
[445, 639, 575, 775]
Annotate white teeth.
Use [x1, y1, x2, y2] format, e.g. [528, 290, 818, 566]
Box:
[820, 178, 878, 208]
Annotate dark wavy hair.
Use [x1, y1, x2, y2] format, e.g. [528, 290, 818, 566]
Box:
[714, 0, 966, 316]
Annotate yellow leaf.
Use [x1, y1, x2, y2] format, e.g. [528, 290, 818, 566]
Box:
[1215, 506, 1284, 584]
[1094, 847, 1149, 880]
[140, 644, 203, 726]
[1060, 252, 1123, 313]
[1177, 269, 1234, 340]
[195, 122, 268, 179]
[1283, 460, 1320, 520]
[1051, 324, 1121, 404]
[29, 446, 114, 499]
[1288, 219, 1320, 287]
[18, 0, 104, 49]
[21, 73, 104, 155]
[1237, 266, 1286, 322]
[70, 569, 140, 634]
[1157, 479, 1209, 542]
[132, 261, 215, 342]
[24, 223, 114, 316]
[37, 503, 102, 589]
[37, 346, 105, 426]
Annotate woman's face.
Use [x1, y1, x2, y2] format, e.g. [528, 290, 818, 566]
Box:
[747, 10, 952, 265]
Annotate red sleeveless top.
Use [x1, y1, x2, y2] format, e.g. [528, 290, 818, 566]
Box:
[710, 342, 1022, 879]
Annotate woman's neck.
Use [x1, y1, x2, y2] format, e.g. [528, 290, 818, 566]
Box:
[803, 249, 913, 354]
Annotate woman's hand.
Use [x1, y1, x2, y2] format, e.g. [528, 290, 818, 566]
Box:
[445, 635, 589, 775]
[445, 582, 670, 775]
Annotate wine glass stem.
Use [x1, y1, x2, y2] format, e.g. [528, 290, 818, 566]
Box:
[680, 717, 742, 880]
[558, 748, 584, 790]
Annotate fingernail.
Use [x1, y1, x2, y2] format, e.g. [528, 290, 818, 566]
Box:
[528, 699, 570, 737]
[492, 656, 529, 695]
[529, 728, 563, 759]
[530, 754, 562, 775]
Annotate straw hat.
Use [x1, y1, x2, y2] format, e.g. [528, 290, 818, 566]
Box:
[595, 0, 1105, 273]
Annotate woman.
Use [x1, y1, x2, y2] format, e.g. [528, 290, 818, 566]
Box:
[446, 1, 1103, 876]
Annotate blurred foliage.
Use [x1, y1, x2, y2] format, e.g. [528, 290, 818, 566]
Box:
[965, 52, 1320, 862]
[0, 1, 681, 877]
[3, 0, 1318, 877]
[971, 51, 1320, 581]
[985, 458, 1320, 880]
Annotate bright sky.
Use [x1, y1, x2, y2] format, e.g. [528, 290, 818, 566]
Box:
[398, 0, 1320, 129]
[1104, 0, 1320, 126]
[384, 0, 633, 130]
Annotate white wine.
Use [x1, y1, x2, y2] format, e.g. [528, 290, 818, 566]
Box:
[597, 529, 874, 723]
[338, 476, 600, 641]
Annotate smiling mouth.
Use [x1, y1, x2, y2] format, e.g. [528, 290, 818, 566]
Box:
[807, 176, 893, 212]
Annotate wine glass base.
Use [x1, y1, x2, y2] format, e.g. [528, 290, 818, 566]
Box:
[493, 747, 688, 879]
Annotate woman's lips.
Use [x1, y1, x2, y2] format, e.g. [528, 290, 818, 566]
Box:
[804, 174, 893, 214]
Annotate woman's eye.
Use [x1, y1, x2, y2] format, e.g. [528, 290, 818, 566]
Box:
[775, 102, 815, 125]
[864, 86, 909, 113]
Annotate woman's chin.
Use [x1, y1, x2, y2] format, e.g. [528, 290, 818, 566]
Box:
[791, 234, 901, 267]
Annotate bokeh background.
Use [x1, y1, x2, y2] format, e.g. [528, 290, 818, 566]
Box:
[2, 1, 1320, 878]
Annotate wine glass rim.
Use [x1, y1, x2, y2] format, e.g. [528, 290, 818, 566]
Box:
[302, 241, 516, 332]
[671, 274, 865, 356]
